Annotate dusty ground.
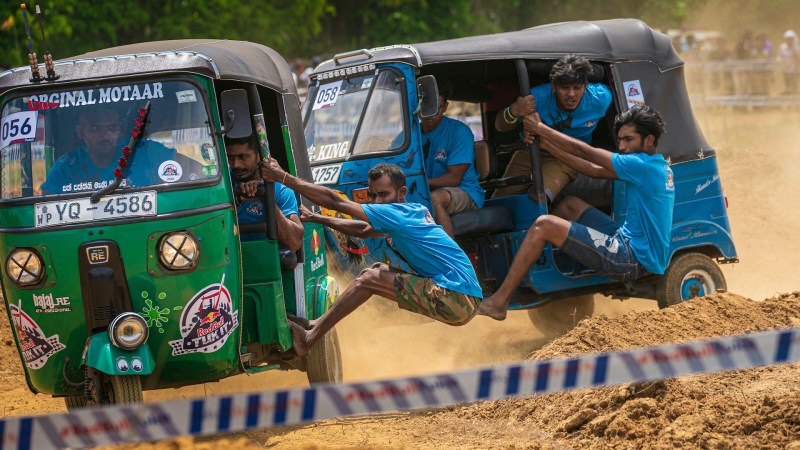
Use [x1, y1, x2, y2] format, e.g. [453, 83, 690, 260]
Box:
[1, 107, 799, 450]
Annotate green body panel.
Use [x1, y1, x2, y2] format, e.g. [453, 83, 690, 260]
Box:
[85, 332, 155, 375]
[240, 239, 290, 350]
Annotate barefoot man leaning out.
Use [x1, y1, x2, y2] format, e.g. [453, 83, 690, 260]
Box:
[259, 161, 483, 357]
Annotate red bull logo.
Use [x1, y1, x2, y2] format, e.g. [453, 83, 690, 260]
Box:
[169, 283, 239, 356]
[311, 229, 321, 256]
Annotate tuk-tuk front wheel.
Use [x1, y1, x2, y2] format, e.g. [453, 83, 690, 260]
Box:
[306, 327, 343, 384]
[64, 394, 88, 410]
[107, 375, 143, 404]
[656, 253, 726, 309]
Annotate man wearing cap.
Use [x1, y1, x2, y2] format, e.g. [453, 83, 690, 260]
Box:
[493, 54, 612, 202]
[778, 30, 800, 94]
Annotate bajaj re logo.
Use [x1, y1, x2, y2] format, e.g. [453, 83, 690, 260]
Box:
[86, 246, 109, 264]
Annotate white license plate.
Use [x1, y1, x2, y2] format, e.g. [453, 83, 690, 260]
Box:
[312, 164, 342, 185]
[34, 191, 157, 228]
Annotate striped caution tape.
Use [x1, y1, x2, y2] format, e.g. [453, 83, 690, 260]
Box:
[1, 326, 798, 450]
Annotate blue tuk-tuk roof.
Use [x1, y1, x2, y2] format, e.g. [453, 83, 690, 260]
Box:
[316, 19, 681, 73]
[0, 39, 297, 95]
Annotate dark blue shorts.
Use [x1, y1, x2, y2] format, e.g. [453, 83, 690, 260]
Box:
[558, 207, 648, 282]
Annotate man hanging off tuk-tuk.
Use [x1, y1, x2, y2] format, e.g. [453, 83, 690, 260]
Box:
[479, 105, 674, 320]
[259, 160, 482, 356]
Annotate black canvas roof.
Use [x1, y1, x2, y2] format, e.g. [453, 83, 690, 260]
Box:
[0, 39, 296, 95]
[316, 19, 680, 73]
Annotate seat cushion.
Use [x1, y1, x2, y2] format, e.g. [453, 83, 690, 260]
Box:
[452, 206, 514, 238]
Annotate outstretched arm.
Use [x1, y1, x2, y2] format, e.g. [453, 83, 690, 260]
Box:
[259, 159, 369, 222]
[524, 113, 617, 179]
[299, 205, 382, 239]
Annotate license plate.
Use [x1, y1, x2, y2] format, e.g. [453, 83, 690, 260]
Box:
[34, 191, 157, 228]
[312, 164, 342, 185]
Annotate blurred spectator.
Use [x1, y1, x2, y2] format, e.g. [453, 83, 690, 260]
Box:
[754, 31, 773, 60]
[293, 59, 307, 88]
[778, 30, 800, 94]
[299, 56, 320, 88]
[705, 35, 731, 61]
[734, 30, 756, 59]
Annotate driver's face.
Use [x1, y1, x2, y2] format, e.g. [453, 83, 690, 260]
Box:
[553, 82, 587, 111]
[367, 174, 405, 204]
[226, 143, 259, 181]
[77, 112, 121, 156]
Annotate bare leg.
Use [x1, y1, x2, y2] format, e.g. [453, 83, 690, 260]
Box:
[289, 265, 399, 356]
[431, 189, 454, 237]
[552, 195, 591, 222]
[478, 215, 571, 320]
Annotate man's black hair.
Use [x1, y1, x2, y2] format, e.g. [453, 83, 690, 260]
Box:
[436, 77, 454, 102]
[224, 134, 258, 153]
[614, 105, 666, 146]
[549, 54, 593, 86]
[368, 163, 406, 190]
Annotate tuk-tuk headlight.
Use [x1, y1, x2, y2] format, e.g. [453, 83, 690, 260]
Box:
[109, 313, 148, 350]
[5, 249, 45, 286]
[158, 232, 199, 270]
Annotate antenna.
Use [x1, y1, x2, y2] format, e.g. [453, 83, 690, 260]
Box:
[35, 5, 58, 80]
[20, 4, 41, 82]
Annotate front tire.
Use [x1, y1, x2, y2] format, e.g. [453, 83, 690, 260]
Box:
[64, 395, 88, 410]
[656, 253, 726, 309]
[306, 327, 343, 384]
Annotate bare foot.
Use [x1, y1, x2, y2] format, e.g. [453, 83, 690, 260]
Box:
[287, 321, 310, 357]
[477, 297, 508, 321]
[287, 314, 313, 330]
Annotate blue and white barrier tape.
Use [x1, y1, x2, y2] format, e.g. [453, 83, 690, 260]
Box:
[1, 326, 798, 450]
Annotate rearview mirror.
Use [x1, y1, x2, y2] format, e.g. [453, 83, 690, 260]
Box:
[417, 75, 440, 118]
[219, 89, 253, 139]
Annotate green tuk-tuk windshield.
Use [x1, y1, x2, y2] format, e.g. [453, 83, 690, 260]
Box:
[303, 69, 406, 165]
[0, 79, 219, 200]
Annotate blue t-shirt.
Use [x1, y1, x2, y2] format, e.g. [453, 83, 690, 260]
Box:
[612, 152, 675, 274]
[531, 83, 612, 143]
[361, 202, 482, 298]
[422, 117, 485, 208]
[41, 140, 176, 194]
[235, 179, 299, 242]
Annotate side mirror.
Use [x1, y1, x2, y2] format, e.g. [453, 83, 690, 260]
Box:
[219, 89, 253, 138]
[417, 75, 440, 118]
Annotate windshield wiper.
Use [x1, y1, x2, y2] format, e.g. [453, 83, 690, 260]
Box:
[90, 101, 152, 204]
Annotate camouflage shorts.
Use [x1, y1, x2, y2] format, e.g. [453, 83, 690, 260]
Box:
[393, 273, 480, 326]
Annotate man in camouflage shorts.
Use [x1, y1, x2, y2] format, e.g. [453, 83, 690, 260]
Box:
[260, 160, 483, 357]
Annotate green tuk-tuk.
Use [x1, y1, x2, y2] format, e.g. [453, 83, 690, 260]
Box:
[0, 39, 342, 408]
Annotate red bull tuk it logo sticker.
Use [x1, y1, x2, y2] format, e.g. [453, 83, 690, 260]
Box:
[10, 304, 65, 370]
[169, 283, 239, 356]
[311, 229, 321, 256]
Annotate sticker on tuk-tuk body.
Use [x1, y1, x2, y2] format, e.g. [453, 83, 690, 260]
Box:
[169, 283, 239, 356]
[175, 90, 197, 103]
[0, 111, 38, 150]
[623, 80, 646, 108]
[25, 82, 165, 111]
[158, 160, 183, 182]
[312, 80, 343, 111]
[9, 304, 66, 370]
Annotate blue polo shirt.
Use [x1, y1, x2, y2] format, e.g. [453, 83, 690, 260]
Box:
[612, 152, 675, 274]
[361, 202, 482, 298]
[531, 83, 612, 143]
[41, 139, 175, 194]
[422, 117, 485, 208]
[235, 179, 299, 242]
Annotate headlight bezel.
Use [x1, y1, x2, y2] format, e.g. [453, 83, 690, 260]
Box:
[5, 248, 46, 287]
[108, 312, 149, 350]
[157, 231, 200, 271]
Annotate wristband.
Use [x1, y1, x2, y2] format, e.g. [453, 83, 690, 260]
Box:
[503, 106, 518, 125]
[282, 172, 288, 184]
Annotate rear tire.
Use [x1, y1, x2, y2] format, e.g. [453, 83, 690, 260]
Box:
[527, 294, 595, 335]
[306, 327, 343, 384]
[656, 253, 726, 309]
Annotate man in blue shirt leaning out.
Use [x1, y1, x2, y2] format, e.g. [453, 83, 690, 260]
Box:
[225, 136, 303, 250]
[479, 106, 674, 320]
[259, 161, 482, 357]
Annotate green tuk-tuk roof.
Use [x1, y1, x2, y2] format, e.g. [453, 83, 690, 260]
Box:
[316, 19, 681, 73]
[0, 39, 297, 95]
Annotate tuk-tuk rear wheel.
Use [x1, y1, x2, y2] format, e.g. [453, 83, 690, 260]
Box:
[656, 253, 726, 309]
[527, 295, 595, 335]
[306, 327, 343, 384]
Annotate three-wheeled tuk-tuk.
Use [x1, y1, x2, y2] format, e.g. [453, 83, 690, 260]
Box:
[0, 39, 342, 408]
[303, 19, 737, 313]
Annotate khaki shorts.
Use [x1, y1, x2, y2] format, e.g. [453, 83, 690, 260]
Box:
[492, 151, 577, 201]
[393, 273, 480, 326]
[437, 187, 478, 215]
